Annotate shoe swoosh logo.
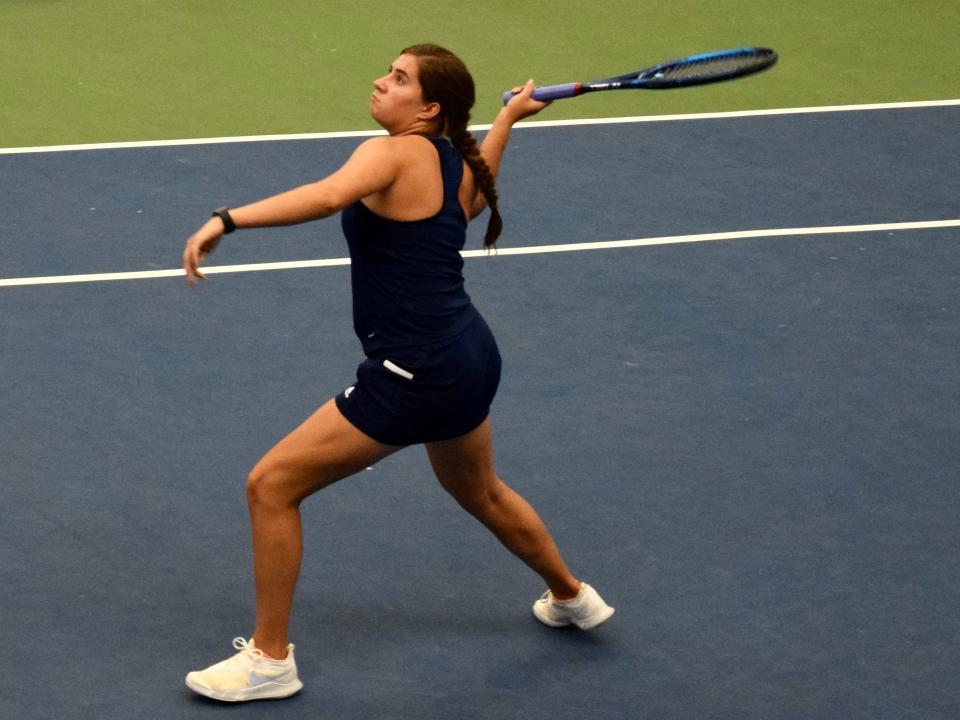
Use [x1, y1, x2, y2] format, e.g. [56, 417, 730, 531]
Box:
[248, 670, 287, 685]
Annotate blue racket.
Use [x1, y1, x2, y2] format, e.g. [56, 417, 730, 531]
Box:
[502, 47, 778, 104]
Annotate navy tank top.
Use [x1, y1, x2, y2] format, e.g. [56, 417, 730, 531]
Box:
[340, 136, 479, 356]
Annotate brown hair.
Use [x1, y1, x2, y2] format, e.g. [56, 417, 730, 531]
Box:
[402, 43, 502, 248]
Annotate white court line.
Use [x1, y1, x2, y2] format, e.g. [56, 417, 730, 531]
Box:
[1, 99, 958, 155]
[2, 219, 958, 288]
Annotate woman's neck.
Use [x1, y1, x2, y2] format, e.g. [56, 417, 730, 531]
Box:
[386, 117, 443, 137]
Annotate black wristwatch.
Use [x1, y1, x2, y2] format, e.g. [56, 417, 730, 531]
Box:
[212, 207, 236, 234]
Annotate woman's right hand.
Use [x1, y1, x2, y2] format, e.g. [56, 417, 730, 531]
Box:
[502, 80, 551, 123]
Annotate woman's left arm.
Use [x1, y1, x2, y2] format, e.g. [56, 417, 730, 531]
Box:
[183, 137, 400, 283]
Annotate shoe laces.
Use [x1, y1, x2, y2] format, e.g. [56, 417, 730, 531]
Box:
[228, 637, 265, 664]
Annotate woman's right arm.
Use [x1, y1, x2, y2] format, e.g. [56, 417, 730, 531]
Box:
[471, 80, 549, 216]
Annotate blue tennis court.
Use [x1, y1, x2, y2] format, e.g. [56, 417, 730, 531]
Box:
[2, 103, 959, 719]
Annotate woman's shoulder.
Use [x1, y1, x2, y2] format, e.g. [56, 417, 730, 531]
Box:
[343, 135, 438, 178]
[358, 134, 438, 155]
[357, 135, 445, 178]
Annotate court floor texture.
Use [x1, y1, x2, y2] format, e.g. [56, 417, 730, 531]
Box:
[1, 103, 959, 719]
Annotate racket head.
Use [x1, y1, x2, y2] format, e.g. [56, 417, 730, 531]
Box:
[595, 47, 778, 90]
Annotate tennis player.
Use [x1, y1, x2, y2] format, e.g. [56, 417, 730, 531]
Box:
[182, 44, 614, 702]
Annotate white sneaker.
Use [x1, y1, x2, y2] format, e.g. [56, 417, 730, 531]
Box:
[533, 583, 615, 630]
[185, 637, 303, 702]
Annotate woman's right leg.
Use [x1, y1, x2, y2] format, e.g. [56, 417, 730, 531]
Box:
[425, 417, 614, 630]
[245, 399, 400, 658]
[425, 418, 581, 600]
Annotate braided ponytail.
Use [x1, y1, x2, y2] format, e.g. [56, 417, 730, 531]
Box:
[402, 43, 503, 248]
[450, 129, 502, 248]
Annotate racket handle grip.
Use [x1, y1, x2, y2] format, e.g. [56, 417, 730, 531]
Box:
[501, 82, 581, 105]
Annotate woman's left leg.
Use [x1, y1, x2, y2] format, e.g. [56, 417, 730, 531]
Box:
[186, 399, 400, 702]
[246, 399, 400, 658]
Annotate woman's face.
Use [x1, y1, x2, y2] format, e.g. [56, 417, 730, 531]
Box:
[370, 54, 433, 132]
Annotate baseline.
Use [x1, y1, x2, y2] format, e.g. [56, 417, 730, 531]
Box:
[2, 99, 958, 155]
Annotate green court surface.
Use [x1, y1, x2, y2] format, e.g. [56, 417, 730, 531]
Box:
[2, 0, 958, 147]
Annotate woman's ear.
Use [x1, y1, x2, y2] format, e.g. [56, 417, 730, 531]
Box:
[418, 101, 441, 121]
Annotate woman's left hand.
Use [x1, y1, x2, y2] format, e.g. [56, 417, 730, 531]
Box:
[182, 218, 224, 285]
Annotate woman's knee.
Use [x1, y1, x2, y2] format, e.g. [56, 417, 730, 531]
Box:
[246, 461, 298, 510]
[448, 474, 506, 517]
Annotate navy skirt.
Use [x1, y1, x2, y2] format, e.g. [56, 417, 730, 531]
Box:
[335, 314, 502, 446]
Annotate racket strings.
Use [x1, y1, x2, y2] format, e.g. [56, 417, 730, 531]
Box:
[658, 53, 768, 81]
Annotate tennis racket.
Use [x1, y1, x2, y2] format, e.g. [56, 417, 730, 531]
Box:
[502, 47, 777, 104]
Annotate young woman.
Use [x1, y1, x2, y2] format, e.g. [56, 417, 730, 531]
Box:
[182, 44, 614, 702]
